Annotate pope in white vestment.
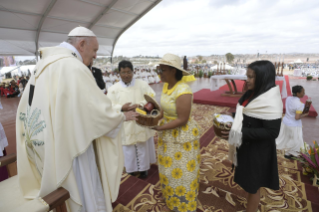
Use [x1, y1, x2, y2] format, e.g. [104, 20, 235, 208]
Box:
[15, 27, 137, 212]
[107, 61, 156, 177]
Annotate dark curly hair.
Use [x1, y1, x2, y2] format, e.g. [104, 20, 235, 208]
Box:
[292, 85, 303, 96]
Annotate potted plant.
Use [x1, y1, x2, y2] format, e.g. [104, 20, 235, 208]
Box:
[208, 71, 212, 78]
[295, 141, 319, 186]
[199, 70, 203, 78]
[307, 75, 313, 81]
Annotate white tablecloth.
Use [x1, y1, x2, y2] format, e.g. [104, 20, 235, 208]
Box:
[293, 69, 302, 77]
[210, 75, 287, 98]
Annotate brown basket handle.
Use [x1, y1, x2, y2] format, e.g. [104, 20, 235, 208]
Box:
[224, 122, 233, 130]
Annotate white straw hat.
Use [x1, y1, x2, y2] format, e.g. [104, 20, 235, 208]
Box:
[158, 53, 189, 75]
[68, 26, 96, 37]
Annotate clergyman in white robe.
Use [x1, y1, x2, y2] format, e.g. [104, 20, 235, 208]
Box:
[16, 40, 130, 212]
[107, 78, 156, 175]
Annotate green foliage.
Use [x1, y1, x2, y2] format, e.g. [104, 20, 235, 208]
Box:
[197, 55, 203, 61]
[307, 75, 313, 81]
[199, 70, 203, 78]
[225, 53, 235, 63]
[213, 61, 218, 64]
[297, 141, 319, 178]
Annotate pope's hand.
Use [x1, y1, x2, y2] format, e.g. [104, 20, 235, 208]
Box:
[122, 102, 132, 112]
[124, 111, 138, 121]
[128, 104, 139, 111]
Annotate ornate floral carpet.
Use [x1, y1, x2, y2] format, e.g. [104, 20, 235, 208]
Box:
[112, 104, 319, 212]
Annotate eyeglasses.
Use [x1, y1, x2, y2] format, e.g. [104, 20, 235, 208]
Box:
[158, 69, 167, 74]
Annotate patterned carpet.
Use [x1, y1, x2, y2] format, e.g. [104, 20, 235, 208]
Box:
[112, 104, 319, 212]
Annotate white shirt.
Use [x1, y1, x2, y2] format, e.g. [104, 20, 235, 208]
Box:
[283, 96, 304, 127]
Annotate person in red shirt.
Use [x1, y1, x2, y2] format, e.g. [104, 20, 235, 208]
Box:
[2, 84, 12, 97]
[0, 83, 5, 96]
[7, 80, 20, 98]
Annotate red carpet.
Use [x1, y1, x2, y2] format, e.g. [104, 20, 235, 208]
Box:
[194, 76, 318, 117]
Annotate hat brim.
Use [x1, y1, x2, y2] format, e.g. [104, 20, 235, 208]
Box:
[158, 61, 190, 76]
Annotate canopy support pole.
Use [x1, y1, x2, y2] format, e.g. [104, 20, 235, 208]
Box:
[35, 0, 57, 60]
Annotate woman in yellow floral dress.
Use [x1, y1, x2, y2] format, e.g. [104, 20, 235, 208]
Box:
[153, 54, 200, 212]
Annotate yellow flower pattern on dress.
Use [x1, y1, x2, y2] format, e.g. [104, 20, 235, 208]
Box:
[197, 154, 201, 164]
[158, 137, 163, 146]
[167, 199, 173, 210]
[175, 152, 182, 160]
[175, 185, 186, 196]
[178, 202, 188, 212]
[187, 201, 197, 211]
[172, 129, 179, 138]
[185, 191, 196, 201]
[163, 156, 172, 168]
[158, 82, 199, 212]
[192, 128, 199, 136]
[162, 175, 168, 185]
[182, 124, 188, 131]
[166, 185, 174, 196]
[170, 197, 181, 207]
[172, 168, 183, 179]
[187, 160, 196, 172]
[158, 155, 164, 165]
[183, 142, 192, 151]
[190, 179, 198, 191]
[194, 140, 199, 150]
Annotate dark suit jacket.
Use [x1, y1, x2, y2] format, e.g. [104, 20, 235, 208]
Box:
[234, 89, 282, 194]
[91, 67, 105, 90]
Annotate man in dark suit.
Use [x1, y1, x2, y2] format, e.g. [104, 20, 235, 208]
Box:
[88, 65, 105, 90]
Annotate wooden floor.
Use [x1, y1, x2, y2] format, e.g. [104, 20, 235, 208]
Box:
[0, 77, 318, 176]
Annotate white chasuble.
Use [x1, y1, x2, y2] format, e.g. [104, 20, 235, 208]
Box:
[16, 46, 125, 212]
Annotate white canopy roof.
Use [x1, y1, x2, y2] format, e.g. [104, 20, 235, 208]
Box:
[0, 65, 36, 75]
[294, 59, 303, 64]
[0, 0, 161, 57]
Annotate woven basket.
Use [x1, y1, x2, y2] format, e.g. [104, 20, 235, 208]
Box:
[212, 114, 233, 138]
[136, 94, 163, 127]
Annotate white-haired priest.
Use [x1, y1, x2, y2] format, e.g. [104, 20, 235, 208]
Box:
[16, 26, 138, 212]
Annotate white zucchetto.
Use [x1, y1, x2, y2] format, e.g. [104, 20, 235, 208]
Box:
[68, 26, 96, 37]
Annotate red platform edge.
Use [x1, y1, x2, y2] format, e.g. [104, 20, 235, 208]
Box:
[193, 76, 317, 117]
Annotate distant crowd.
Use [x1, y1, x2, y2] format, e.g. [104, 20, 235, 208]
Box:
[0, 76, 29, 98]
[102, 68, 160, 92]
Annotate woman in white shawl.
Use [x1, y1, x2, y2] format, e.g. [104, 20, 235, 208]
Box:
[223, 61, 283, 212]
[276, 85, 308, 159]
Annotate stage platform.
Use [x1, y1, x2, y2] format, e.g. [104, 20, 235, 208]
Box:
[193, 75, 318, 117]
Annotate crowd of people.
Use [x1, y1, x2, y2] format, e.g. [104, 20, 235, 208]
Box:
[0, 79, 21, 98]
[0, 26, 311, 212]
[92, 68, 161, 94]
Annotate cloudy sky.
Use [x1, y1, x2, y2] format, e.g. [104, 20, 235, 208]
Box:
[113, 0, 319, 57]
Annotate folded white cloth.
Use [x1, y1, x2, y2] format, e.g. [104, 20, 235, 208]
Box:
[228, 86, 283, 166]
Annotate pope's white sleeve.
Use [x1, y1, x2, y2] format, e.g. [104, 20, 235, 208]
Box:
[105, 117, 124, 138]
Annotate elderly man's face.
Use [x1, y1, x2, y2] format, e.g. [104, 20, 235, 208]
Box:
[78, 37, 99, 66]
